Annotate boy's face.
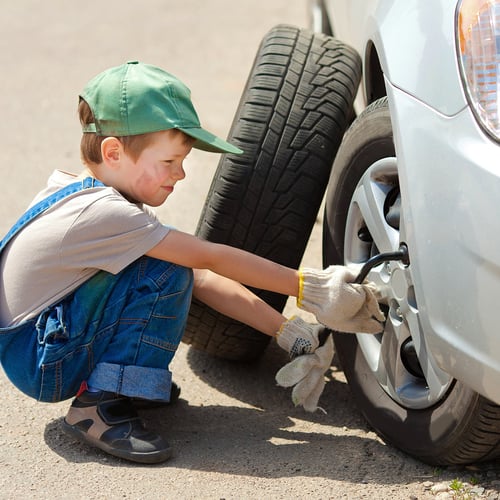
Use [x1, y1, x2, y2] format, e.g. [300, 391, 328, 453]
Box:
[118, 130, 192, 206]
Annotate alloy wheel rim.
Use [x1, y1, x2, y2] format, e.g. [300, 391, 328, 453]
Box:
[343, 158, 452, 409]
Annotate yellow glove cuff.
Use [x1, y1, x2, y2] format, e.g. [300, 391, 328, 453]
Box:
[297, 269, 305, 309]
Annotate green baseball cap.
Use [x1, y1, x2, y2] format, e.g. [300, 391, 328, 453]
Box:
[80, 61, 242, 155]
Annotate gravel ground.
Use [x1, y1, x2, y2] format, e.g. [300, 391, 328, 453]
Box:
[0, 1, 499, 499]
[1, 341, 499, 499]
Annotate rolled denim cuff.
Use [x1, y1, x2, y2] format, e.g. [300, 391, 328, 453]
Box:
[88, 362, 173, 401]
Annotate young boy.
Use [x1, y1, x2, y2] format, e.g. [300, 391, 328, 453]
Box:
[0, 61, 384, 464]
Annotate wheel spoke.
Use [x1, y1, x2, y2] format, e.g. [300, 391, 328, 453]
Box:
[350, 159, 399, 254]
[380, 318, 414, 395]
[360, 308, 411, 396]
[405, 310, 451, 400]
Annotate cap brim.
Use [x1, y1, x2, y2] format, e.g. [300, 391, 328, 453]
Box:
[180, 127, 243, 155]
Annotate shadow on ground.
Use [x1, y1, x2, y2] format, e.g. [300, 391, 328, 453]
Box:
[43, 344, 500, 488]
[43, 343, 437, 484]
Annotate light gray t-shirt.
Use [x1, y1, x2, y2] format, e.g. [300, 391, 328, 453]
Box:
[0, 170, 171, 326]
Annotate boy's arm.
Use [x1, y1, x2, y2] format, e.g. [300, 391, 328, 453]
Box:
[146, 230, 300, 297]
[146, 229, 384, 336]
[192, 269, 286, 337]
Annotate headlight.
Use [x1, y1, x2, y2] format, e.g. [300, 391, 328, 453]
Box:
[457, 0, 500, 140]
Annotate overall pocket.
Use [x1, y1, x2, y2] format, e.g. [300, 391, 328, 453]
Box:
[36, 303, 68, 345]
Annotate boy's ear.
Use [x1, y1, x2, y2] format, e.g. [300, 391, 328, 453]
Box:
[101, 137, 124, 167]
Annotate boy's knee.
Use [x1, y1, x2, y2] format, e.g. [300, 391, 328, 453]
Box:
[172, 264, 194, 295]
[176, 263, 193, 284]
[141, 256, 193, 296]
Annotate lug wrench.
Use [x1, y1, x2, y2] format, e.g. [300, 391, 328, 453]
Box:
[354, 243, 409, 284]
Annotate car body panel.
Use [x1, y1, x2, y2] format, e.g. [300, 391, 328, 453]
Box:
[325, 0, 467, 115]
[387, 81, 500, 401]
[320, 0, 500, 403]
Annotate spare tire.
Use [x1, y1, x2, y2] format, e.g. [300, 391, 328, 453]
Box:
[183, 24, 361, 360]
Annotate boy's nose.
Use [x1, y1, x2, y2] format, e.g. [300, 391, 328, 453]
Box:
[174, 164, 186, 180]
[167, 163, 185, 181]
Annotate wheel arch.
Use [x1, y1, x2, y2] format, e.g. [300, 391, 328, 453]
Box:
[364, 41, 386, 105]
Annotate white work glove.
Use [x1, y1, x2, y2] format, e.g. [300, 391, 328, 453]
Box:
[297, 265, 385, 333]
[276, 333, 334, 412]
[276, 316, 323, 358]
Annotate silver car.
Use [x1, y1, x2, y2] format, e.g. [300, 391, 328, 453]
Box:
[312, 0, 500, 464]
[185, 0, 500, 465]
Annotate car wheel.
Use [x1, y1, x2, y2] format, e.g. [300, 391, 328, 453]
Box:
[323, 97, 500, 465]
[182, 24, 361, 361]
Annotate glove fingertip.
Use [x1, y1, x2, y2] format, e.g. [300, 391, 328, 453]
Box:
[366, 296, 385, 321]
[364, 280, 384, 300]
[366, 319, 385, 334]
[275, 369, 296, 387]
[342, 266, 359, 282]
[303, 378, 327, 412]
[276, 371, 298, 388]
[275, 355, 317, 387]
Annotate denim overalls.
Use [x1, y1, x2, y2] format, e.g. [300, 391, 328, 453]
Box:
[0, 177, 193, 403]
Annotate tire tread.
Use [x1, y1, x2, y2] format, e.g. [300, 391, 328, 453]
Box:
[184, 24, 361, 360]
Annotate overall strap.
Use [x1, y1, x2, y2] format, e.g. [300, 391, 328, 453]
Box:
[0, 177, 105, 253]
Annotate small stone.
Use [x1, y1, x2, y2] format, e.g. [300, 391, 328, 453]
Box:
[422, 481, 434, 489]
[470, 486, 485, 496]
[435, 493, 454, 500]
[431, 482, 449, 494]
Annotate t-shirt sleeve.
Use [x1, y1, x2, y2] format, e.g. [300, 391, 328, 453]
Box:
[60, 192, 171, 274]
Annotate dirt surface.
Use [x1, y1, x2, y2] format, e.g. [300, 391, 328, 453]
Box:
[0, 1, 499, 499]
